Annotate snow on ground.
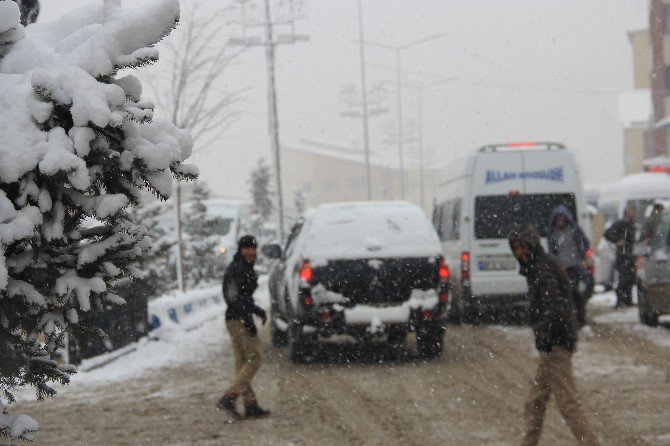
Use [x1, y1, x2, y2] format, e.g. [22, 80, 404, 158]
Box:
[15, 276, 270, 403]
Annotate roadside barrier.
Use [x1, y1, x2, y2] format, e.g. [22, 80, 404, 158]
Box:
[148, 286, 222, 330]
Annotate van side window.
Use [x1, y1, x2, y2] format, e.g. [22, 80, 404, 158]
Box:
[450, 199, 461, 240]
[436, 199, 461, 241]
[432, 204, 443, 238]
[600, 203, 618, 224]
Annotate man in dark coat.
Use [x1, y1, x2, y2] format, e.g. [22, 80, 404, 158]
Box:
[509, 225, 599, 446]
[603, 206, 636, 308]
[216, 235, 269, 419]
[547, 206, 591, 326]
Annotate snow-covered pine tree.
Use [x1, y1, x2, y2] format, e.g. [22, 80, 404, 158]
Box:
[0, 0, 196, 440]
[130, 200, 176, 297]
[183, 182, 221, 288]
[248, 158, 273, 234]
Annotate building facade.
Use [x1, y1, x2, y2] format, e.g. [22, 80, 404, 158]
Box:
[280, 140, 441, 219]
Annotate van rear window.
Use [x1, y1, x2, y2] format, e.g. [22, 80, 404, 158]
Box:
[474, 194, 576, 239]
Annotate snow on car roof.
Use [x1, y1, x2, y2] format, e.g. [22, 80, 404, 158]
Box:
[301, 201, 441, 261]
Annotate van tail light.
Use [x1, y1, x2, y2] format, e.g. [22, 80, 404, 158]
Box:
[585, 249, 594, 276]
[438, 257, 450, 284]
[461, 251, 470, 281]
[439, 291, 449, 303]
[299, 261, 313, 285]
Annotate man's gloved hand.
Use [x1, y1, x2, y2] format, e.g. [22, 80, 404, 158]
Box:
[254, 306, 267, 325]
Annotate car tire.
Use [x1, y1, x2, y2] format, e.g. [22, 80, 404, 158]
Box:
[270, 309, 288, 347]
[288, 319, 315, 364]
[417, 326, 444, 360]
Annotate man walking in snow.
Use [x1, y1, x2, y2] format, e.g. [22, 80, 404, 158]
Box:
[547, 206, 591, 327]
[217, 235, 270, 419]
[603, 207, 636, 308]
[509, 225, 600, 446]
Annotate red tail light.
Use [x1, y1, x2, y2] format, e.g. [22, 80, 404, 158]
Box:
[438, 257, 450, 283]
[302, 295, 314, 308]
[439, 292, 449, 303]
[585, 249, 594, 276]
[461, 251, 470, 281]
[299, 261, 313, 284]
[422, 309, 433, 319]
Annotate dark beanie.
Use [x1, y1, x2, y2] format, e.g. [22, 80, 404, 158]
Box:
[237, 235, 258, 250]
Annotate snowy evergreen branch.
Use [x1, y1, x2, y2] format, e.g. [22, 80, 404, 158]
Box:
[0, 0, 197, 440]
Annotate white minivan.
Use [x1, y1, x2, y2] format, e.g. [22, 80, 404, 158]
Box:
[433, 142, 592, 321]
[594, 172, 670, 288]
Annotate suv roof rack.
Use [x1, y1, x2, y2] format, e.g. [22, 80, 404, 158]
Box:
[478, 142, 565, 153]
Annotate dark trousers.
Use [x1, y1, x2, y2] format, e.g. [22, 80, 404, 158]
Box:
[565, 267, 586, 326]
[615, 254, 636, 307]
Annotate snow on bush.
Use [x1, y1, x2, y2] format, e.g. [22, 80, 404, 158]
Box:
[0, 0, 196, 440]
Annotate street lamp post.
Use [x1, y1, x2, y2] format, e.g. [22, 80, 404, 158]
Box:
[226, 0, 309, 242]
[358, 32, 446, 200]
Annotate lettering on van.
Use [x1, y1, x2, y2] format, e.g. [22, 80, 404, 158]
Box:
[485, 167, 564, 185]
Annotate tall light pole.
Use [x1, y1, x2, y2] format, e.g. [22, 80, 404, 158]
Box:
[357, 0, 372, 200]
[339, 81, 388, 200]
[381, 75, 456, 209]
[358, 32, 446, 199]
[226, 0, 309, 241]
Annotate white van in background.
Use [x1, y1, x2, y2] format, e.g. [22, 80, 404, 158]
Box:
[594, 171, 670, 288]
[433, 142, 592, 321]
[154, 198, 252, 268]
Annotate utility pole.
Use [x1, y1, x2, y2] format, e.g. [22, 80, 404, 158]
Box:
[358, 0, 372, 200]
[358, 33, 446, 200]
[226, 0, 309, 241]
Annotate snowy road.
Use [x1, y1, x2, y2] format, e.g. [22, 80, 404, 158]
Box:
[13, 294, 670, 446]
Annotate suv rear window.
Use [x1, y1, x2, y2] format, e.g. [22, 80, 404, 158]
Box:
[474, 193, 577, 239]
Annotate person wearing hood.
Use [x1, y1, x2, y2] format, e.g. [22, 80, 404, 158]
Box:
[546, 206, 591, 327]
[509, 225, 600, 446]
[216, 235, 270, 419]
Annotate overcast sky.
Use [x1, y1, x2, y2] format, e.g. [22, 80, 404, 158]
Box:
[40, 0, 648, 199]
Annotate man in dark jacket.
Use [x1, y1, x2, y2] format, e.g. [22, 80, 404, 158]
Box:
[216, 235, 269, 419]
[509, 225, 599, 446]
[547, 206, 591, 326]
[603, 207, 636, 308]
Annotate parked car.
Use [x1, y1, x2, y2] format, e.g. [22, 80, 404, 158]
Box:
[263, 201, 450, 363]
[636, 207, 670, 326]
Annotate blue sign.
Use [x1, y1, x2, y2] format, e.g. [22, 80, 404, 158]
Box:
[485, 167, 563, 185]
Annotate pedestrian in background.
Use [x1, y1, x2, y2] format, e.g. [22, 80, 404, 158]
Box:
[639, 202, 664, 245]
[509, 225, 600, 446]
[216, 235, 270, 419]
[547, 206, 591, 327]
[603, 207, 636, 308]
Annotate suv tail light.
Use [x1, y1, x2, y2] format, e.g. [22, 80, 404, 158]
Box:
[585, 249, 594, 276]
[461, 251, 470, 281]
[299, 261, 313, 285]
[438, 257, 450, 284]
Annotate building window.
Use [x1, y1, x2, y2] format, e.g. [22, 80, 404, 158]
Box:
[664, 4, 670, 34]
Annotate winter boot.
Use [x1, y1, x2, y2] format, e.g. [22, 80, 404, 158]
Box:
[244, 402, 270, 418]
[216, 394, 241, 419]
